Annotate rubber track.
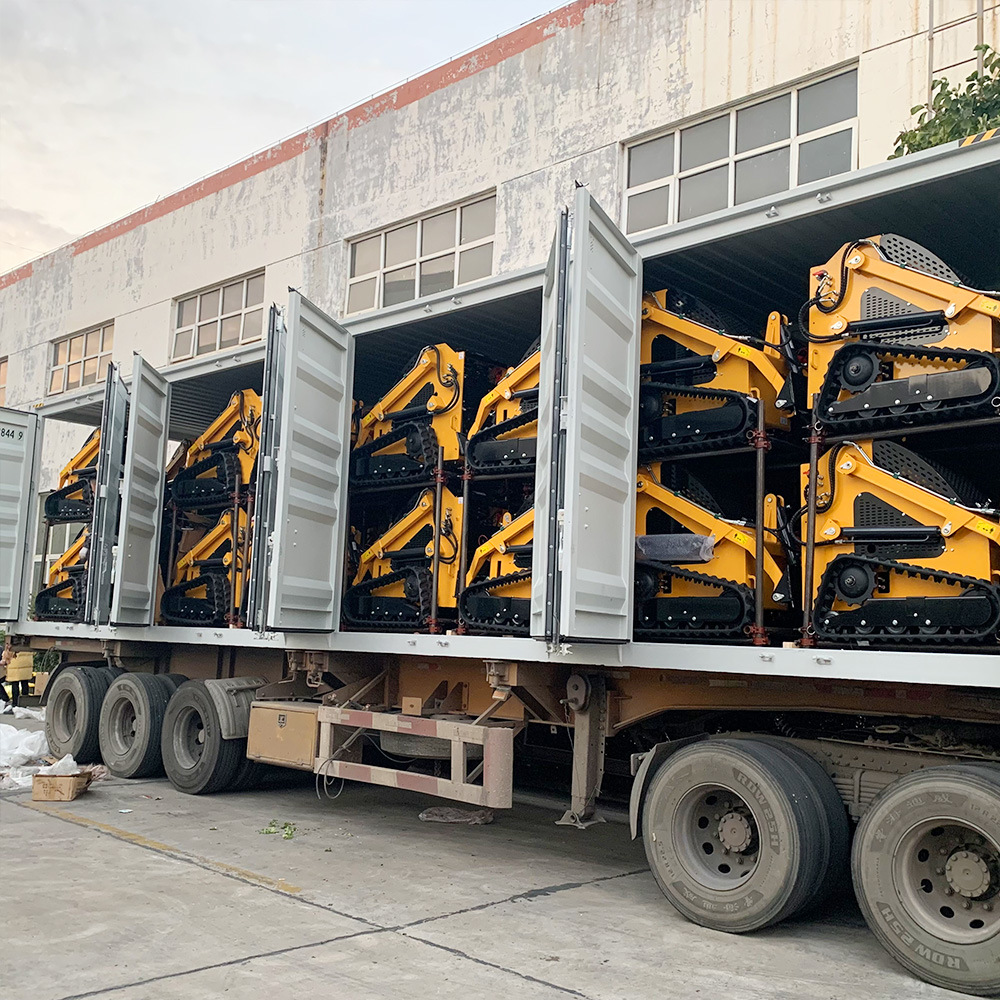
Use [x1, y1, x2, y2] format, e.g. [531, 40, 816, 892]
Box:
[458, 569, 532, 635]
[816, 341, 1000, 433]
[638, 383, 757, 460]
[160, 569, 232, 627]
[350, 420, 439, 488]
[466, 407, 538, 474]
[341, 566, 434, 631]
[634, 561, 754, 641]
[813, 554, 1000, 645]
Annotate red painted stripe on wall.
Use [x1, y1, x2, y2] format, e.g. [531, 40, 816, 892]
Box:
[1, 0, 614, 288]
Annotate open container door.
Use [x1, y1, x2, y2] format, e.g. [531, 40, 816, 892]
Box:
[86, 363, 129, 624]
[111, 355, 170, 626]
[265, 290, 353, 632]
[532, 188, 642, 643]
[246, 304, 286, 631]
[0, 407, 39, 622]
[530, 209, 570, 641]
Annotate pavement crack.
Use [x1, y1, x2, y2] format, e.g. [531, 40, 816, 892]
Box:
[398, 867, 649, 930]
[399, 932, 597, 999]
[50, 927, 386, 1000]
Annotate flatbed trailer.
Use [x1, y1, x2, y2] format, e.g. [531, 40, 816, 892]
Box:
[2, 135, 999, 995]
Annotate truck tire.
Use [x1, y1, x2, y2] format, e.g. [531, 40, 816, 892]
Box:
[228, 748, 264, 793]
[98, 673, 171, 779]
[156, 673, 189, 694]
[746, 736, 850, 913]
[852, 764, 1000, 997]
[641, 738, 828, 932]
[45, 666, 112, 764]
[161, 681, 243, 795]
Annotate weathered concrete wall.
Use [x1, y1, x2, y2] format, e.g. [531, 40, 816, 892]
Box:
[1, 0, 997, 487]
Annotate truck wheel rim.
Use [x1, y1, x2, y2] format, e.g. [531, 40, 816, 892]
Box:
[673, 783, 760, 890]
[173, 706, 207, 770]
[106, 695, 138, 757]
[50, 688, 78, 744]
[894, 818, 1000, 945]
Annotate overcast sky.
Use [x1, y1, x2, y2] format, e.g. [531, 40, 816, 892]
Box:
[0, 0, 554, 273]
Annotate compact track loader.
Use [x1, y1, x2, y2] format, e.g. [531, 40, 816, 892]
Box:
[34, 528, 89, 622]
[343, 487, 464, 630]
[459, 505, 534, 634]
[634, 464, 791, 641]
[169, 390, 263, 511]
[637, 291, 797, 460]
[351, 345, 495, 487]
[43, 429, 100, 524]
[160, 508, 250, 627]
[466, 346, 540, 473]
[804, 440, 1000, 645]
[803, 234, 1000, 432]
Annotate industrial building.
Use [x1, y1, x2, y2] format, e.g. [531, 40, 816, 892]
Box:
[2, 0, 996, 500]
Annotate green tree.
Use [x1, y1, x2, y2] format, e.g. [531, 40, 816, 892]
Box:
[890, 44, 1000, 158]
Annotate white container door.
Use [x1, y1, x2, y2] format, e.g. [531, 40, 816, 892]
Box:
[531, 188, 641, 643]
[111, 356, 170, 625]
[265, 291, 354, 632]
[87, 363, 129, 624]
[0, 407, 39, 622]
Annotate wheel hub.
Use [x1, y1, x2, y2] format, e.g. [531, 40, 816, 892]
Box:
[945, 849, 992, 899]
[718, 810, 753, 852]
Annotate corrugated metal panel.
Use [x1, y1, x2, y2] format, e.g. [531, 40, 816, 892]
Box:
[266, 292, 353, 632]
[86, 366, 128, 624]
[557, 189, 641, 643]
[111, 356, 170, 626]
[0, 407, 38, 621]
[530, 211, 569, 641]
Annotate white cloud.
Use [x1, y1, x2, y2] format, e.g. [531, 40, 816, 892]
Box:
[0, 0, 553, 271]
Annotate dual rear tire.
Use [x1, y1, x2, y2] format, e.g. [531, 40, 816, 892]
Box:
[642, 739, 1000, 996]
[641, 738, 848, 933]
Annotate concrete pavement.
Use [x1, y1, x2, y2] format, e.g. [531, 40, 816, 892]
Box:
[1, 771, 955, 1000]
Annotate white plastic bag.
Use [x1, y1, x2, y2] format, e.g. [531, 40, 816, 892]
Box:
[0, 766, 41, 790]
[0, 724, 49, 767]
[12, 707, 45, 721]
[38, 754, 80, 776]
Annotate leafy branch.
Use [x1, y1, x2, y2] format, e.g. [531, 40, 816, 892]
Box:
[891, 44, 1000, 157]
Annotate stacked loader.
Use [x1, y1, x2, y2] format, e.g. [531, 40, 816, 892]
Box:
[159, 389, 262, 626]
[633, 292, 798, 642]
[799, 235, 1000, 646]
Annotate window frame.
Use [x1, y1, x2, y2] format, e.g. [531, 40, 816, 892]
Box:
[0, 355, 7, 407]
[622, 67, 859, 234]
[46, 322, 115, 396]
[170, 270, 266, 363]
[345, 193, 497, 316]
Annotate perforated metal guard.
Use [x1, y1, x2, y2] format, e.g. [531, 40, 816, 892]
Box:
[871, 441, 989, 508]
[860, 289, 919, 320]
[660, 466, 725, 518]
[877, 233, 961, 284]
[664, 288, 728, 334]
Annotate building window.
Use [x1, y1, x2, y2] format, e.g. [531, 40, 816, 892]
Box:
[623, 69, 858, 234]
[0, 356, 7, 407]
[346, 194, 496, 315]
[171, 272, 265, 362]
[47, 323, 114, 396]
